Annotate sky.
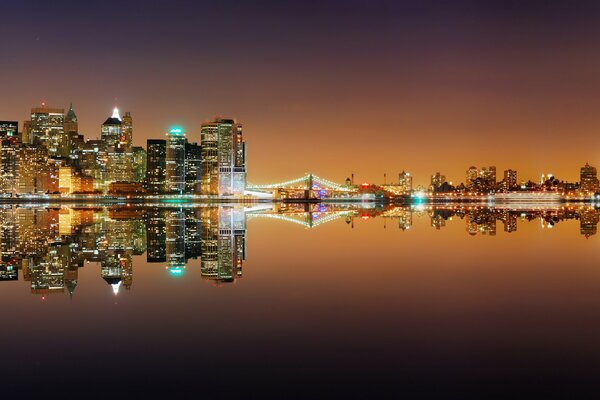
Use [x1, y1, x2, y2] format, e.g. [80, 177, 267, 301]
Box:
[2, 0, 600, 186]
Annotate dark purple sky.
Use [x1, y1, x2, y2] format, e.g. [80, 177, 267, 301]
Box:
[2, 0, 600, 185]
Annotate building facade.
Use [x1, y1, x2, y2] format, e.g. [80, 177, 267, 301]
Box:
[200, 118, 246, 196]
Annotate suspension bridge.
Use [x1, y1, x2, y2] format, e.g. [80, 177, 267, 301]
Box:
[246, 173, 355, 200]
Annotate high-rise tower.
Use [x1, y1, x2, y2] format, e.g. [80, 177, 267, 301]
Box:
[200, 118, 246, 196]
[166, 128, 186, 195]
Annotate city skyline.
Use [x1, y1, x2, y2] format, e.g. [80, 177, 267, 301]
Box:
[4, 1, 600, 186]
[3, 100, 600, 193]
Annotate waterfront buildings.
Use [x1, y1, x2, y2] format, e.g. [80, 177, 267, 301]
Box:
[200, 118, 246, 196]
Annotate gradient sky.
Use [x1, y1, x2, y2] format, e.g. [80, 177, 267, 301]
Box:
[2, 0, 600, 186]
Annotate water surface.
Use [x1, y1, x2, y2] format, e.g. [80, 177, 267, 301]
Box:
[1, 203, 600, 398]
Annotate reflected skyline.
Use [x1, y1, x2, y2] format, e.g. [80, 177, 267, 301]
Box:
[2, 203, 599, 297]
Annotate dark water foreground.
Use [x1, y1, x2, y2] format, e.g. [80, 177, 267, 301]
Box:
[1, 203, 600, 399]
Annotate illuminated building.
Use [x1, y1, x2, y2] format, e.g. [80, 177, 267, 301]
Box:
[503, 169, 517, 191]
[146, 139, 166, 194]
[466, 166, 478, 187]
[469, 166, 496, 193]
[102, 108, 133, 186]
[121, 112, 133, 148]
[58, 166, 73, 194]
[132, 146, 147, 183]
[200, 118, 246, 196]
[108, 181, 144, 194]
[0, 140, 17, 195]
[60, 102, 80, 158]
[580, 163, 599, 193]
[480, 166, 496, 191]
[80, 139, 104, 191]
[24, 106, 64, 154]
[166, 128, 186, 194]
[184, 141, 201, 194]
[398, 171, 412, 193]
[0, 121, 19, 143]
[15, 145, 51, 194]
[101, 107, 123, 148]
[429, 172, 446, 191]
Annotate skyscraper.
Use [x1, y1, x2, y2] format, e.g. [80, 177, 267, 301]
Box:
[16, 145, 51, 194]
[121, 112, 133, 149]
[398, 171, 412, 193]
[466, 166, 478, 187]
[25, 106, 64, 154]
[61, 102, 80, 158]
[580, 163, 599, 193]
[166, 128, 186, 194]
[503, 169, 517, 190]
[102, 108, 133, 186]
[430, 172, 446, 191]
[0, 140, 17, 195]
[184, 141, 201, 194]
[132, 146, 147, 183]
[146, 139, 166, 194]
[200, 118, 246, 196]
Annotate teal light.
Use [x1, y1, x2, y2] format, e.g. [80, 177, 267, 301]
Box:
[169, 267, 184, 276]
[169, 126, 185, 136]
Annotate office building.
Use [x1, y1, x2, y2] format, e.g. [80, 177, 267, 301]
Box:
[146, 139, 166, 194]
[200, 118, 246, 196]
[166, 128, 186, 194]
[25, 106, 65, 155]
[580, 163, 599, 193]
[185, 141, 201, 194]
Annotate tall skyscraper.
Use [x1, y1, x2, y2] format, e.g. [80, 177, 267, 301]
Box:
[503, 169, 517, 190]
[60, 102, 80, 159]
[200, 118, 246, 196]
[121, 112, 133, 149]
[101, 107, 122, 148]
[398, 171, 412, 193]
[132, 146, 147, 183]
[146, 139, 166, 194]
[0, 140, 17, 195]
[184, 141, 201, 194]
[25, 106, 64, 154]
[580, 163, 599, 193]
[166, 128, 186, 194]
[102, 108, 133, 186]
[466, 166, 478, 187]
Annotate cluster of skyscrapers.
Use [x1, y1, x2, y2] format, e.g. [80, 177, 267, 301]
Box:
[0, 206, 248, 295]
[422, 163, 600, 195]
[0, 104, 247, 196]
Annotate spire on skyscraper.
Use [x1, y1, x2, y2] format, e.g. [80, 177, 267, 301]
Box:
[112, 107, 121, 120]
[66, 101, 77, 122]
